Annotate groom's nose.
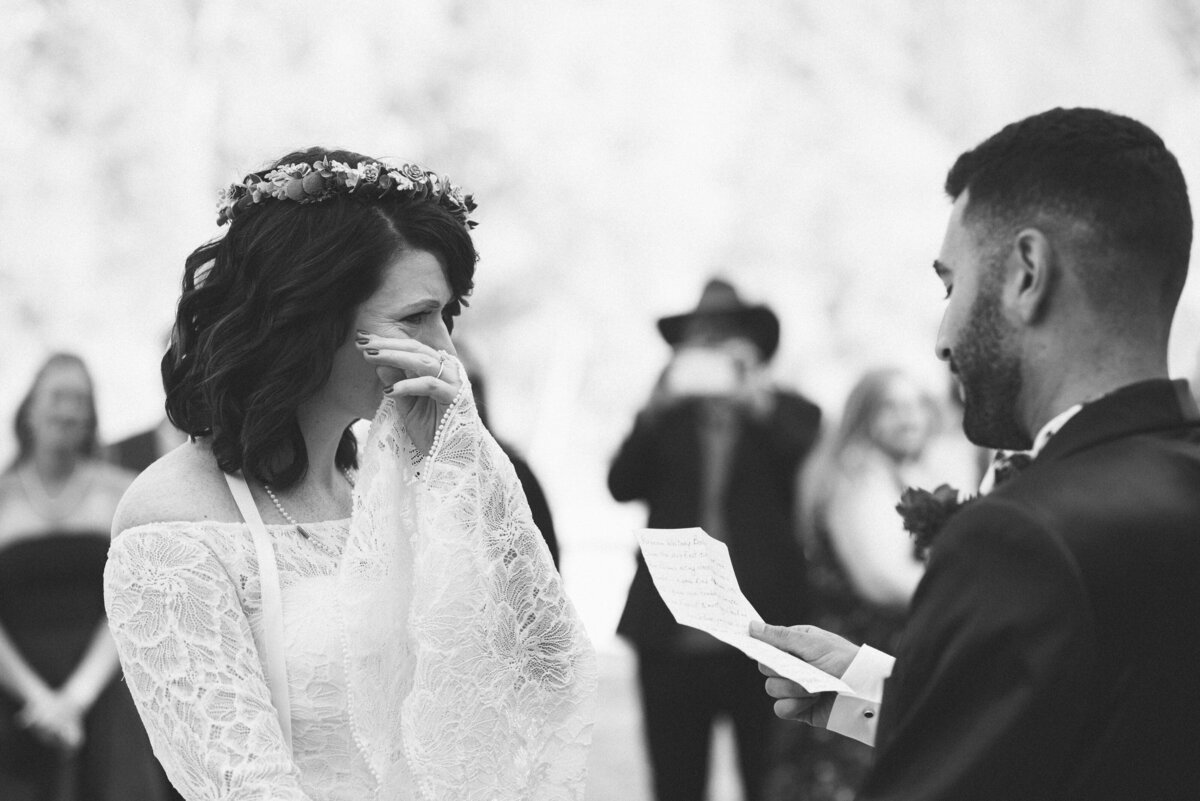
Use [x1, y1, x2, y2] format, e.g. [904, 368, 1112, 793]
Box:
[934, 322, 952, 363]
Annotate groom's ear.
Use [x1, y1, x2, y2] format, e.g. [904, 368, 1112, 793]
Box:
[1004, 228, 1056, 325]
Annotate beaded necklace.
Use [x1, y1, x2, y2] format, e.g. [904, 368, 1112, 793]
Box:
[427, 380, 469, 457]
[262, 468, 355, 557]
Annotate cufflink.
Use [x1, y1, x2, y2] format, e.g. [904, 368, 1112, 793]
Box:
[864, 710, 875, 719]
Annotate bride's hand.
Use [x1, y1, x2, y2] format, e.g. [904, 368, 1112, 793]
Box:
[357, 335, 463, 454]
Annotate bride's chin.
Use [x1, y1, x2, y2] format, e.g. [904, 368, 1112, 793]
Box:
[351, 390, 384, 421]
[367, 393, 387, 417]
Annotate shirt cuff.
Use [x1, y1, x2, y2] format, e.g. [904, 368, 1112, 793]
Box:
[826, 644, 895, 746]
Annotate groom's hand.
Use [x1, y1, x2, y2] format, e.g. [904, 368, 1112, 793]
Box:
[749, 621, 860, 727]
[750, 621, 859, 677]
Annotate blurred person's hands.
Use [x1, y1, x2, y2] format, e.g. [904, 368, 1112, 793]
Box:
[749, 621, 859, 726]
[643, 357, 696, 417]
[731, 360, 774, 418]
[715, 338, 773, 417]
[646, 368, 684, 413]
[18, 688, 85, 751]
[645, 339, 775, 421]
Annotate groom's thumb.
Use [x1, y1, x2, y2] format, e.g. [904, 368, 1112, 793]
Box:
[750, 620, 822, 660]
[749, 620, 789, 647]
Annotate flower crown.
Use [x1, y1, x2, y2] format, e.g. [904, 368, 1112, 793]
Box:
[216, 158, 477, 228]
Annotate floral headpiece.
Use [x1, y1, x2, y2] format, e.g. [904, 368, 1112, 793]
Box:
[216, 159, 477, 228]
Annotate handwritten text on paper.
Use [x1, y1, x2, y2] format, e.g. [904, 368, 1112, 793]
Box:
[636, 528, 851, 694]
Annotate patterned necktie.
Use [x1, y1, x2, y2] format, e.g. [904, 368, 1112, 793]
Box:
[991, 451, 1033, 487]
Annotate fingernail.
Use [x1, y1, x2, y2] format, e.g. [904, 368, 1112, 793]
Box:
[365, 348, 379, 356]
[356, 329, 369, 336]
[355, 336, 370, 345]
[383, 386, 393, 395]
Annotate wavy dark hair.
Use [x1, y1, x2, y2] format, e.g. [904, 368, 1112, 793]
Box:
[164, 147, 477, 489]
[10, 352, 99, 470]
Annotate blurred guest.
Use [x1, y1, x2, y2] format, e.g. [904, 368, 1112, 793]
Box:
[0, 353, 169, 801]
[778, 368, 968, 800]
[458, 343, 560, 568]
[109, 417, 185, 475]
[804, 369, 942, 632]
[608, 278, 822, 801]
[107, 334, 186, 475]
[923, 372, 989, 491]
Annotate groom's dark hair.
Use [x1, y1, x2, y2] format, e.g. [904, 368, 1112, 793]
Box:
[945, 107, 1192, 318]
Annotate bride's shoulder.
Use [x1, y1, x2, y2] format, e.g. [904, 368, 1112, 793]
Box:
[112, 440, 242, 537]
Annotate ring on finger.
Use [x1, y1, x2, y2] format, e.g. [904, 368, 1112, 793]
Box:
[434, 353, 447, 381]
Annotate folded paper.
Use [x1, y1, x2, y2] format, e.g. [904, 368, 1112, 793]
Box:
[636, 527, 851, 694]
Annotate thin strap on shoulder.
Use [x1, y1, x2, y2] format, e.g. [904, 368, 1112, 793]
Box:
[223, 471, 293, 752]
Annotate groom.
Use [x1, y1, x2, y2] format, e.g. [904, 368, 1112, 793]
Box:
[752, 107, 1200, 800]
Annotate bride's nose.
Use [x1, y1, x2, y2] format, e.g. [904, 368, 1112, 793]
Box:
[420, 315, 455, 356]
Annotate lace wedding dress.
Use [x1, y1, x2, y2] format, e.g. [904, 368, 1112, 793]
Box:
[104, 375, 597, 801]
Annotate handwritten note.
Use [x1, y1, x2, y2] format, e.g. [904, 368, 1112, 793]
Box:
[636, 528, 851, 694]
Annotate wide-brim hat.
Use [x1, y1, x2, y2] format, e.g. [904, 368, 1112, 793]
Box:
[656, 278, 780, 360]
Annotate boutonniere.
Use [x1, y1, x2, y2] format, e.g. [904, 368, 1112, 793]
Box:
[896, 484, 974, 559]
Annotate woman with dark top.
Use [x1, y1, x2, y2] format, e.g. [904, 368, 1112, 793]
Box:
[0, 353, 169, 801]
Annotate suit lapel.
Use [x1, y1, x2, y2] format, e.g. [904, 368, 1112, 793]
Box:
[1036, 379, 1200, 465]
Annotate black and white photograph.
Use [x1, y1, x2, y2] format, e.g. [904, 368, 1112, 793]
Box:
[1, 2, 1199, 800]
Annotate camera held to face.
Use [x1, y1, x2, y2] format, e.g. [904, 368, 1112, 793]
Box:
[666, 342, 756, 398]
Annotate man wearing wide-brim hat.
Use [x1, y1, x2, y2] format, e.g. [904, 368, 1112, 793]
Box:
[608, 277, 823, 801]
[656, 278, 782, 362]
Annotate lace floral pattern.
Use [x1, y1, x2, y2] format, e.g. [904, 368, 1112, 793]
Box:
[341, 367, 597, 800]
[104, 360, 596, 801]
[105, 519, 366, 800]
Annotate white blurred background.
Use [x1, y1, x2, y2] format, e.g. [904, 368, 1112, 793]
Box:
[3, 2, 1199, 797]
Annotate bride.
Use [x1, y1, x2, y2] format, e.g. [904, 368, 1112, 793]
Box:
[103, 150, 597, 800]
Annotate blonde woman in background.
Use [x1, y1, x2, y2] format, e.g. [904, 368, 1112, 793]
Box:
[777, 368, 978, 801]
[803, 368, 982, 642]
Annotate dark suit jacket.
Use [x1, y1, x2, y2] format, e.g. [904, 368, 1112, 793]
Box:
[864, 379, 1200, 801]
[609, 391, 822, 649]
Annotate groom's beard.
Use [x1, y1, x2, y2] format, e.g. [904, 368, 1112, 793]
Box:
[954, 284, 1031, 451]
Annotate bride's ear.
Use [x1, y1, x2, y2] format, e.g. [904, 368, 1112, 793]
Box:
[1005, 228, 1056, 324]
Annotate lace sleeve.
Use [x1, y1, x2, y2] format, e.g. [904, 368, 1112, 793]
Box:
[340, 364, 598, 800]
[104, 526, 311, 801]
